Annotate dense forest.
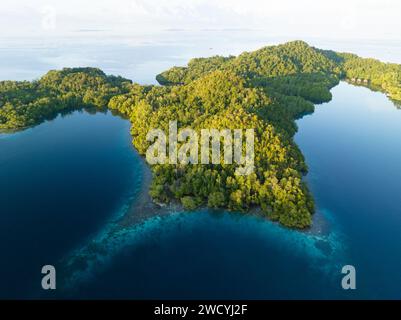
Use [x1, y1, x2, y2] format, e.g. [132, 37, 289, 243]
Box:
[1, 40, 400, 228]
[0, 68, 131, 130]
[340, 53, 401, 102]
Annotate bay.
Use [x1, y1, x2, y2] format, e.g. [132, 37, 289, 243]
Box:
[1, 32, 401, 299]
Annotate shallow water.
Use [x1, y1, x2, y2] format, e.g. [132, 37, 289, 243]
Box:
[1, 34, 401, 299]
[0, 110, 142, 299]
[60, 209, 346, 299]
[58, 81, 401, 299]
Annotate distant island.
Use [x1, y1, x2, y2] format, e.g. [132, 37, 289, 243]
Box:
[1, 40, 400, 228]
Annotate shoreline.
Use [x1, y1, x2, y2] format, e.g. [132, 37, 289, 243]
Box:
[115, 151, 331, 237]
[117, 150, 184, 228]
[57, 146, 336, 295]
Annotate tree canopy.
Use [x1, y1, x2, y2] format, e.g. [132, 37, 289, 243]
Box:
[0, 68, 131, 130]
[2, 41, 400, 228]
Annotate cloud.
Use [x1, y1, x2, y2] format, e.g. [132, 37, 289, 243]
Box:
[0, 0, 400, 40]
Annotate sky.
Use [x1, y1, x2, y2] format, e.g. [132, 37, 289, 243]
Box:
[0, 0, 400, 40]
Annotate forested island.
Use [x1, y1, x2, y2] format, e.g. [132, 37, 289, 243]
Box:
[1, 41, 400, 228]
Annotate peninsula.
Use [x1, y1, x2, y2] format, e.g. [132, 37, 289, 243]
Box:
[1, 41, 400, 228]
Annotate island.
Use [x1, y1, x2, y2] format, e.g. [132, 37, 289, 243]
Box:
[1, 40, 400, 228]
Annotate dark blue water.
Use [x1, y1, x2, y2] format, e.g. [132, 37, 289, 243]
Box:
[61, 81, 401, 299]
[295, 82, 401, 299]
[0, 110, 142, 299]
[62, 210, 345, 299]
[1, 82, 401, 299]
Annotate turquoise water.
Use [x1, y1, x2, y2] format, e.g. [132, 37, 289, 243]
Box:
[46, 81, 400, 299]
[1, 83, 400, 299]
[57, 81, 401, 299]
[1, 34, 401, 299]
[60, 209, 347, 299]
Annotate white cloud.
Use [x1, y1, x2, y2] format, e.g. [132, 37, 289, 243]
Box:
[0, 0, 400, 40]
